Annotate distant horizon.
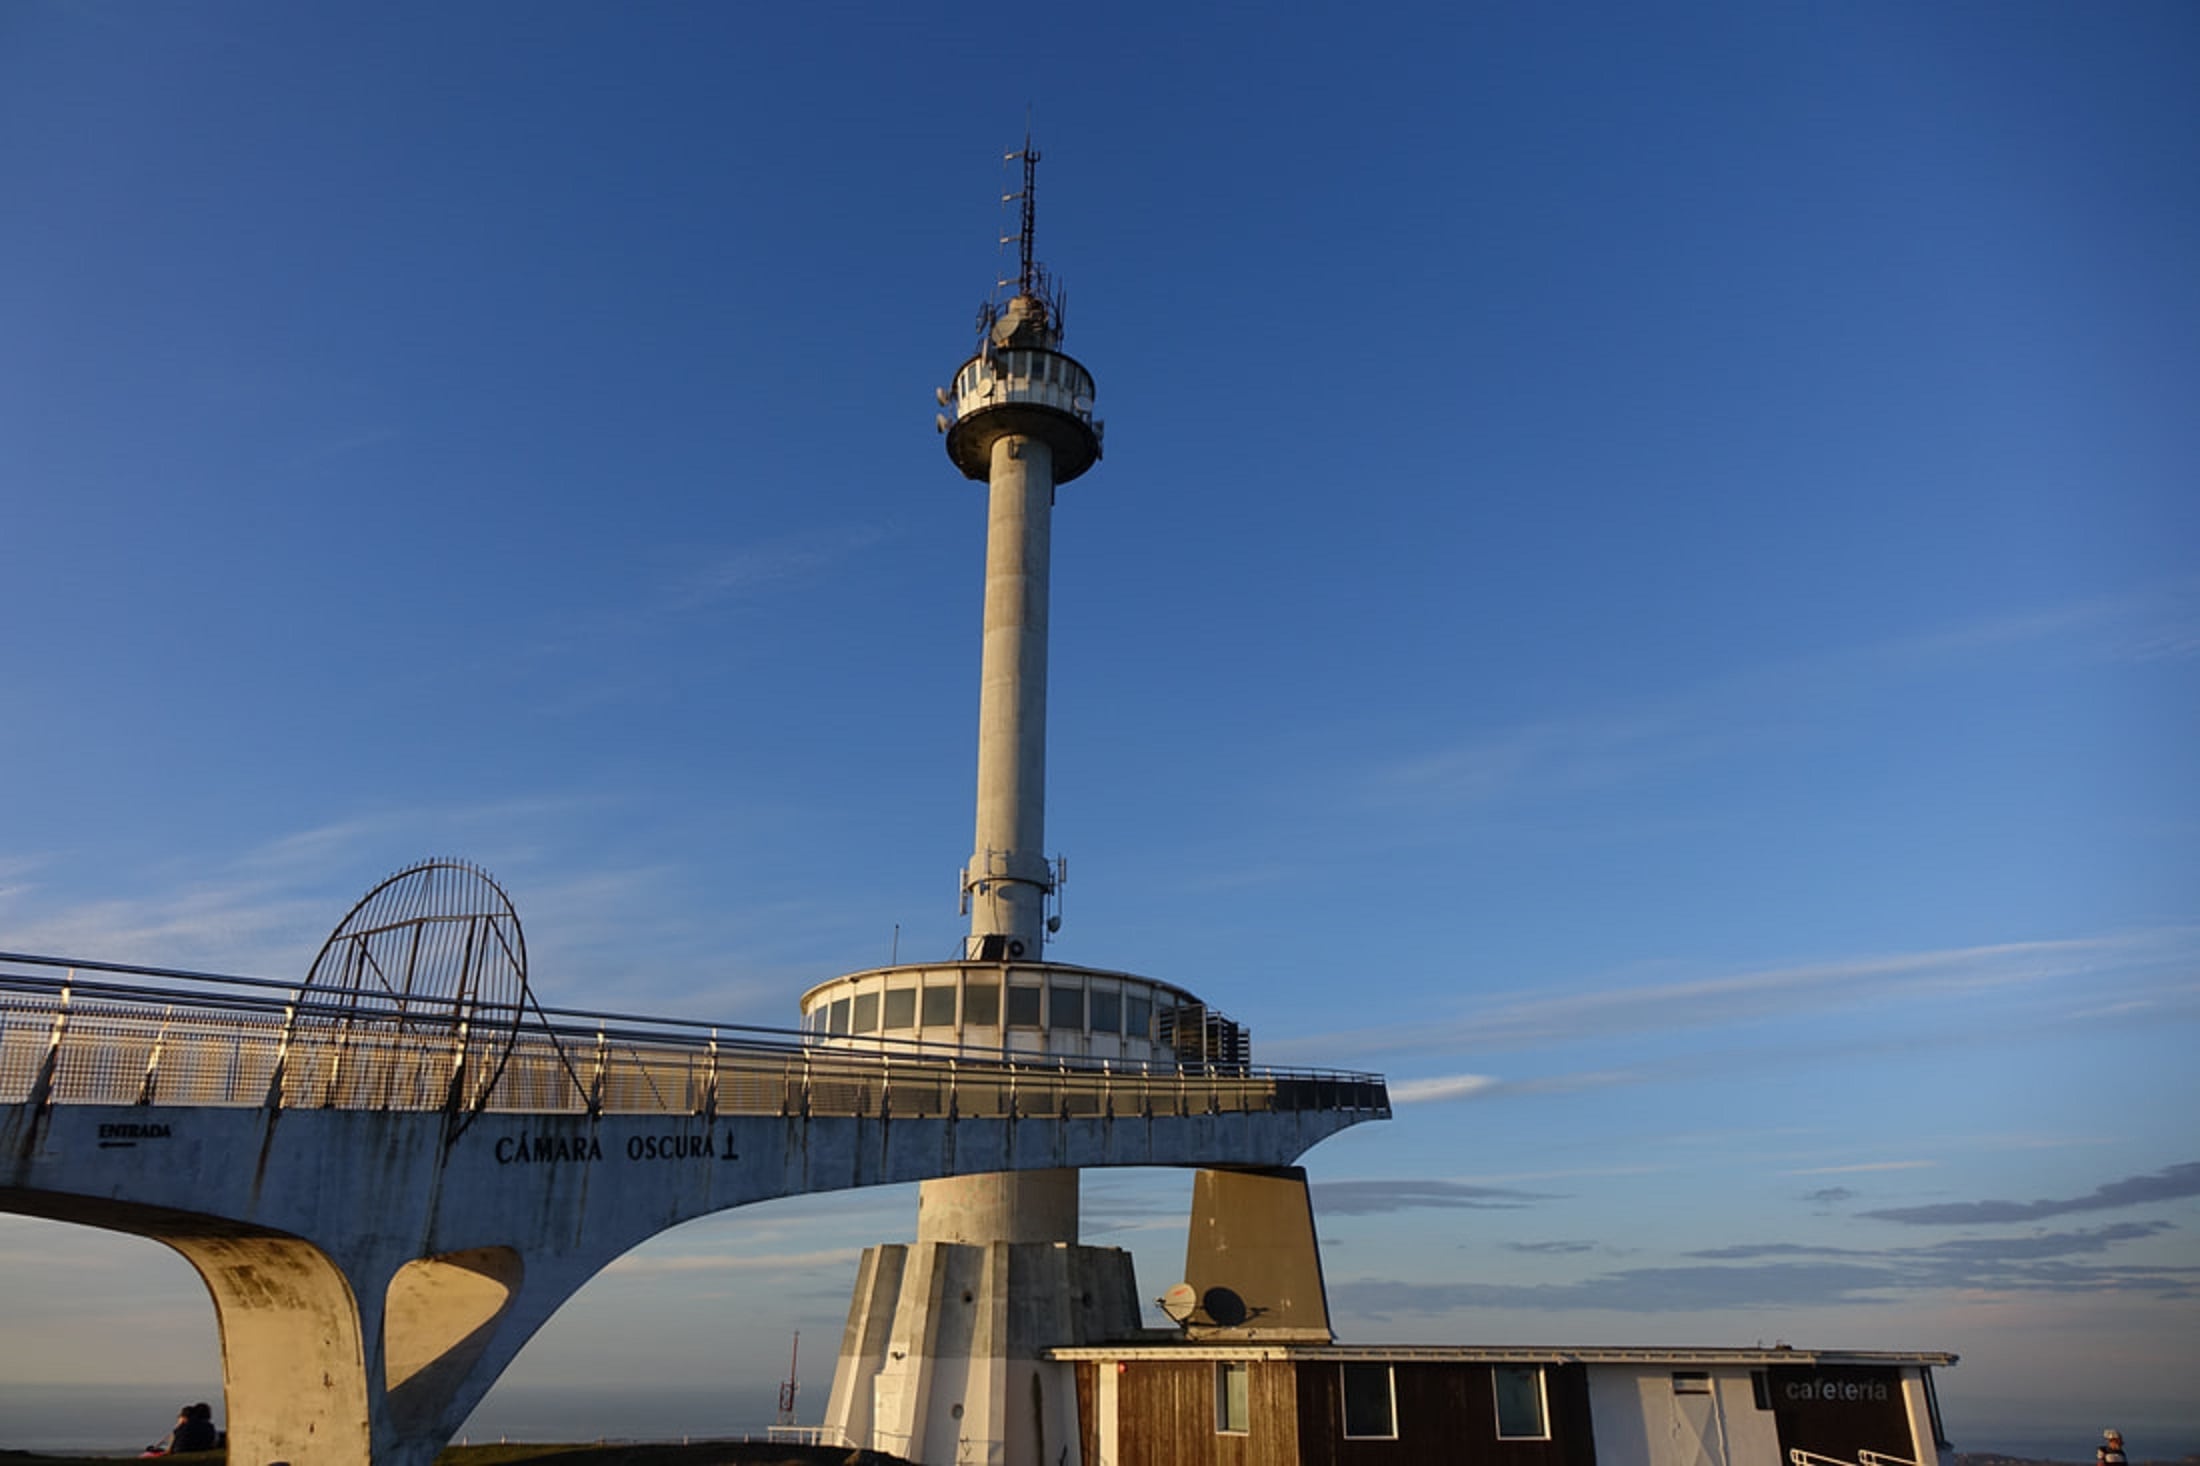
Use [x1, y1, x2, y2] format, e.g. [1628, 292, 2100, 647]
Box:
[3, 1378, 2188, 1464]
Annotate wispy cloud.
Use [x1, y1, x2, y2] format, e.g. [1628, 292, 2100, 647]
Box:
[1334, 1262, 1902, 1317]
[1311, 1180, 1556, 1217]
[1860, 1161, 2200, 1226]
[602, 1246, 863, 1276]
[0, 805, 706, 997]
[1266, 927, 2196, 1067]
[1391, 1073, 1503, 1104]
[657, 528, 890, 617]
[1370, 583, 2197, 816]
[1375, 705, 1730, 811]
[1785, 1161, 1939, 1176]
[1333, 1220, 2199, 1317]
[1887, 582, 2200, 667]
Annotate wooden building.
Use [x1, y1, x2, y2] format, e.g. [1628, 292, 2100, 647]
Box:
[1048, 1343, 1955, 1466]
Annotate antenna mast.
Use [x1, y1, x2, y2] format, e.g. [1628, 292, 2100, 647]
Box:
[986, 135, 1062, 342]
[1010, 139, 1040, 298]
[775, 1330, 800, 1427]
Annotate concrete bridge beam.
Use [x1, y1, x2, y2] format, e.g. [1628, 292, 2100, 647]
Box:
[3, 1083, 1382, 1465]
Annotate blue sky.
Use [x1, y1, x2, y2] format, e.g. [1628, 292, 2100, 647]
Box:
[2, 0, 2195, 1456]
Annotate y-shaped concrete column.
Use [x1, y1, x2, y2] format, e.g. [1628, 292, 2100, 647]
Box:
[6, 1194, 551, 1466]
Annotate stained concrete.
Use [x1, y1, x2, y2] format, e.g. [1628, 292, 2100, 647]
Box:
[2, 1099, 1370, 1466]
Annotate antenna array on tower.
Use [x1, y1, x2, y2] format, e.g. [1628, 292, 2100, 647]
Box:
[979, 137, 1066, 345]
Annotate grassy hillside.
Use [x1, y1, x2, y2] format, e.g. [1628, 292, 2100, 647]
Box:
[0, 1444, 914, 1466]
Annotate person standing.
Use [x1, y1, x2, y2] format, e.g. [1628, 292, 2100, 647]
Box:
[2098, 1429, 2129, 1466]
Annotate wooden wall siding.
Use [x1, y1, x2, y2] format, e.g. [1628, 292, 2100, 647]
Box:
[1291, 1362, 1601, 1466]
[1114, 1358, 1301, 1465]
[1077, 1361, 1098, 1466]
[1764, 1366, 1913, 1466]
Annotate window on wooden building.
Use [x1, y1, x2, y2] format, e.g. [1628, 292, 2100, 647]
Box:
[1215, 1361, 1250, 1434]
[1494, 1365, 1549, 1440]
[1341, 1362, 1397, 1439]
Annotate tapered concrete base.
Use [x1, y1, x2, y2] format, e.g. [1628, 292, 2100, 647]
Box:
[821, 1239, 1139, 1466]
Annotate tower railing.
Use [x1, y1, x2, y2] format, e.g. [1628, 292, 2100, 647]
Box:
[0, 952, 1389, 1121]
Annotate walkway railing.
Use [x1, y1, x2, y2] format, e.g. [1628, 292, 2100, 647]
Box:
[0, 952, 1388, 1123]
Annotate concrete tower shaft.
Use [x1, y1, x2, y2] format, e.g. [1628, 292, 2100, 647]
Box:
[945, 308, 1102, 958]
[933, 299, 1104, 1240]
[967, 430, 1055, 952]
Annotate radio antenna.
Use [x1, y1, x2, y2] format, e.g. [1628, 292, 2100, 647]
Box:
[1006, 135, 1040, 298]
[991, 130, 1063, 341]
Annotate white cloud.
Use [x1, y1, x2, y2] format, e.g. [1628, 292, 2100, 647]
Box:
[603, 1246, 863, 1276]
[1267, 926, 2195, 1067]
[1390, 1072, 1504, 1104]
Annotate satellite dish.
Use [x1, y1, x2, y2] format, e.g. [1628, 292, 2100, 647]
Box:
[935, 413, 950, 434]
[935, 386, 952, 407]
[1158, 1282, 1198, 1328]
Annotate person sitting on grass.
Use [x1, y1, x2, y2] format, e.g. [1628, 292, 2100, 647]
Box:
[144, 1401, 218, 1456]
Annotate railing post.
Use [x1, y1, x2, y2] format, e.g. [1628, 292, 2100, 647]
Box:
[588, 1026, 607, 1117]
[263, 995, 299, 1110]
[25, 974, 73, 1110]
[701, 1031, 719, 1121]
[443, 1019, 472, 1115]
[136, 1005, 174, 1106]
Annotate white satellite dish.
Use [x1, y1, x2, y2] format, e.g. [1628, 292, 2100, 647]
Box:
[1158, 1281, 1198, 1328]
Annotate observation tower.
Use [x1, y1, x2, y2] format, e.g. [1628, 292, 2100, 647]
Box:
[799, 144, 1279, 1465]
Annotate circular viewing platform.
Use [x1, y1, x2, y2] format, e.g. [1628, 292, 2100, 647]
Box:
[943, 345, 1102, 483]
[799, 958, 1238, 1067]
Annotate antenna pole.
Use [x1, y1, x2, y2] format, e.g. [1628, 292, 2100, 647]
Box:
[775, 1329, 800, 1426]
[1016, 140, 1039, 298]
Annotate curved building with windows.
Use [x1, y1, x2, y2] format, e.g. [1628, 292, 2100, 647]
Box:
[799, 961, 1241, 1068]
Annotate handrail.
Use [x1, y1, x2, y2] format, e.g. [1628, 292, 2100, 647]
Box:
[0, 950, 1390, 1121]
[1793, 1451, 1862, 1466]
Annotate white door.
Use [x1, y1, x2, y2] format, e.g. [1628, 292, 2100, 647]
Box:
[1672, 1378, 1731, 1466]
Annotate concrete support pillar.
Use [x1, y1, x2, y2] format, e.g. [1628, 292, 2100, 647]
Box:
[165, 1231, 539, 1466]
[1182, 1166, 1334, 1342]
[917, 1167, 1076, 1246]
[822, 1238, 1137, 1466]
[166, 1231, 377, 1466]
[0, 1193, 571, 1466]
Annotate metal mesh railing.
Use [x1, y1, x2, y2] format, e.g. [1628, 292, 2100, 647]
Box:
[0, 952, 1389, 1124]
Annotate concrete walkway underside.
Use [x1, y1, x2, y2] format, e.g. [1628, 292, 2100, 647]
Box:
[3, 1099, 1369, 1466]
